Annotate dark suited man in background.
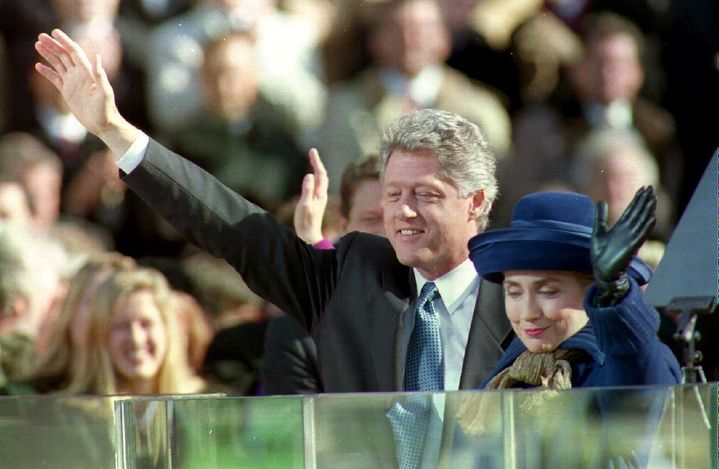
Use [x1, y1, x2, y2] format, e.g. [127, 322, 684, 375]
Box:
[35, 29, 512, 394]
[261, 153, 386, 395]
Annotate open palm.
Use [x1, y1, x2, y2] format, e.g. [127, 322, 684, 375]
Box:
[35, 29, 118, 137]
[591, 185, 657, 283]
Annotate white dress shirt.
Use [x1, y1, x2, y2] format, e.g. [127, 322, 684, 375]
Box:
[404, 259, 480, 468]
[117, 132, 150, 173]
[402, 259, 480, 392]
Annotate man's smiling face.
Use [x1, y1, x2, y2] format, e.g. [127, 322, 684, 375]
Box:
[382, 149, 483, 279]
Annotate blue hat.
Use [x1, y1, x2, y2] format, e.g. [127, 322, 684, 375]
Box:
[468, 192, 652, 284]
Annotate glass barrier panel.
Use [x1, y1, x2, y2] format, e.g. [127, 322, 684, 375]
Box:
[0, 383, 715, 468]
[441, 385, 702, 468]
[0, 395, 118, 468]
[117, 394, 304, 468]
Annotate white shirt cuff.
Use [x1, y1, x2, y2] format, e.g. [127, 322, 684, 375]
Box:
[116, 132, 150, 174]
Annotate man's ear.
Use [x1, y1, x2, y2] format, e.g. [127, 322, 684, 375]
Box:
[468, 190, 486, 221]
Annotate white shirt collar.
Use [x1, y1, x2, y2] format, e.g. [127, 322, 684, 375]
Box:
[378, 65, 444, 107]
[37, 105, 88, 144]
[413, 258, 479, 315]
[584, 100, 633, 129]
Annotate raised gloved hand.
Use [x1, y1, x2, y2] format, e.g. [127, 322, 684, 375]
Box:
[590, 186, 657, 306]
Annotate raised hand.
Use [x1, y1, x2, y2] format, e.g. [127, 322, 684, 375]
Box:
[293, 148, 329, 244]
[591, 185, 657, 305]
[34, 29, 138, 156]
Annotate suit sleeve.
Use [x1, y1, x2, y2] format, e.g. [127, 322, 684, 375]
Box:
[121, 139, 337, 331]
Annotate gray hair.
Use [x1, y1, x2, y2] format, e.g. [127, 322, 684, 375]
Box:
[379, 109, 498, 230]
[571, 128, 659, 188]
[0, 222, 70, 318]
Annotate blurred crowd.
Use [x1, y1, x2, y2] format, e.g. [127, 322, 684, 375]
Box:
[0, 0, 716, 395]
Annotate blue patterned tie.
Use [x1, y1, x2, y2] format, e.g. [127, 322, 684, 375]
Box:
[387, 283, 443, 468]
[405, 281, 444, 391]
[386, 394, 433, 469]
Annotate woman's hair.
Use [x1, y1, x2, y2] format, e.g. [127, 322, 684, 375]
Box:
[574, 272, 595, 290]
[380, 109, 498, 230]
[61, 267, 203, 394]
[25, 252, 136, 390]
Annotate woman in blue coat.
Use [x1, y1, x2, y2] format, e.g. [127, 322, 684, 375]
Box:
[448, 187, 681, 468]
[468, 186, 681, 390]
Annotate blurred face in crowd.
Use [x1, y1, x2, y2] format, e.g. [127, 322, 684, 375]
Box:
[437, 0, 479, 33]
[22, 250, 67, 344]
[343, 179, 385, 236]
[586, 33, 643, 104]
[215, 0, 274, 20]
[587, 146, 652, 223]
[23, 163, 62, 231]
[369, 0, 451, 77]
[503, 271, 590, 353]
[49, 0, 120, 22]
[0, 182, 32, 225]
[108, 289, 168, 389]
[202, 35, 259, 121]
[382, 149, 483, 279]
[215, 0, 273, 11]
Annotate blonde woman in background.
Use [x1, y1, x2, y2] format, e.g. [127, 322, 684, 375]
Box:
[61, 267, 204, 394]
[26, 252, 136, 393]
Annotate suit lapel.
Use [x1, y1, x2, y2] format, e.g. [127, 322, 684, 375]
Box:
[370, 265, 412, 391]
[459, 279, 513, 389]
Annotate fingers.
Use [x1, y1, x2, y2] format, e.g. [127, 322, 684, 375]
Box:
[298, 173, 315, 205]
[615, 186, 656, 252]
[308, 148, 326, 174]
[34, 62, 62, 90]
[617, 185, 646, 226]
[51, 29, 94, 71]
[628, 186, 656, 231]
[593, 200, 609, 238]
[631, 212, 656, 250]
[35, 30, 95, 78]
[307, 148, 328, 198]
[630, 193, 657, 240]
[35, 37, 69, 75]
[617, 185, 655, 230]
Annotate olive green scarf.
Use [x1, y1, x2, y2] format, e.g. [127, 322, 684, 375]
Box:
[485, 348, 585, 390]
[456, 348, 585, 435]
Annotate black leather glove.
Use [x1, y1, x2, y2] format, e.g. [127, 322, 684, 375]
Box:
[590, 186, 657, 307]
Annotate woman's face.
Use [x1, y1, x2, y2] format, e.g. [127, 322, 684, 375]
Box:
[503, 271, 590, 353]
[108, 289, 167, 387]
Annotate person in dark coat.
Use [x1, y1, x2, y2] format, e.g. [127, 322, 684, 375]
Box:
[444, 187, 681, 469]
[468, 187, 680, 390]
[34, 30, 512, 396]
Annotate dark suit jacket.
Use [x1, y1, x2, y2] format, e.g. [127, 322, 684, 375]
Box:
[261, 314, 323, 395]
[122, 140, 512, 392]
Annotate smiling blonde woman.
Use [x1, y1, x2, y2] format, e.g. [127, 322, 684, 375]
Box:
[62, 267, 204, 395]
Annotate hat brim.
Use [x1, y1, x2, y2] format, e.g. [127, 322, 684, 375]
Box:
[469, 228, 652, 285]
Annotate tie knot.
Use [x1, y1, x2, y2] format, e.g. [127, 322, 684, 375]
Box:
[418, 282, 438, 308]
